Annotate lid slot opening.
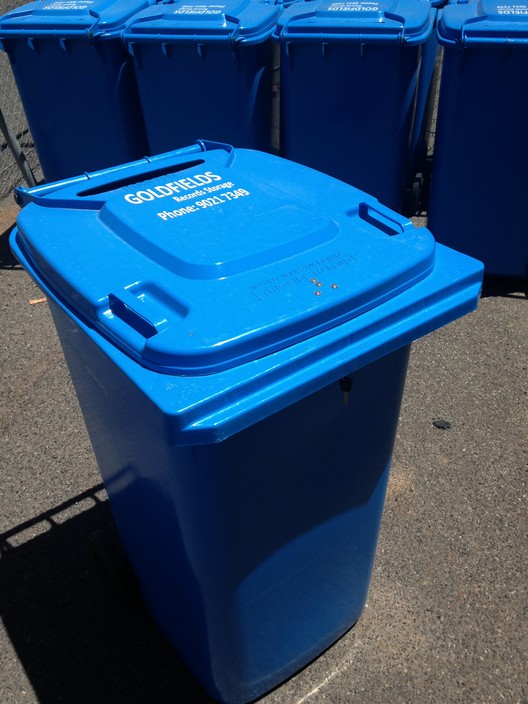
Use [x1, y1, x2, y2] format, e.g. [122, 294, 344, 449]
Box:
[77, 160, 205, 197]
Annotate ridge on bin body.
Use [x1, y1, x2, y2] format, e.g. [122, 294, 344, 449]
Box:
[13, 140, 484, 444]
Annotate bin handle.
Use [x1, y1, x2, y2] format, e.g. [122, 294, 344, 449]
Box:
[14, 140, 235, 209]
[97, 293, 165, 357]
[357, 202, 415, 236]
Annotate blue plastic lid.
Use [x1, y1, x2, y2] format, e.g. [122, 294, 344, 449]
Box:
[15, 141, 438, 375]
[0, 0, 154, 39]
[274, 0, 434, 45]
[123, 0, 280, 45]
[437, 0, 528, 45]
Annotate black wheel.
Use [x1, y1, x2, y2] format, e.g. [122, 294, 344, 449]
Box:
[410, 174, 424, 215]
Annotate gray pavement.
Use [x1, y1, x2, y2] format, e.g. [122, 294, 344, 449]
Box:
[1, 200, 527, 704]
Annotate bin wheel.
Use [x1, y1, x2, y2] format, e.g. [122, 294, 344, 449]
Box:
[409, 173, 424, 215]
[89, 529, 143, 611]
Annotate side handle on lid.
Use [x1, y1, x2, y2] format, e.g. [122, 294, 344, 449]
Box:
[97, 285, 189, 363]
[357, 202, 415, 236]
[106, 294, 159, 340]
[99, 293, 168, 358]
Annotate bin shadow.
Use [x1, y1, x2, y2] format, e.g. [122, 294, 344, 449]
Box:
[0, 485, 215, 704]
[0, 223, 20, 269]
[481, 274, 527, 299]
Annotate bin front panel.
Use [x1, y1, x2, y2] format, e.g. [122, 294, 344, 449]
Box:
[130, 40, 274, 154]
[4, 37, 148, 181]
[47, 293, 410, 704]
[278, 40, 421, 208]
[123, 0, 281, 154]
[274, 0, 435, 209]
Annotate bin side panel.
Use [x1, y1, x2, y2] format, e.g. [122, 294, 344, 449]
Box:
[49, 296, 409, 704]
[132, 41, 274, 155]
[279, 42, 420, 211]
[428, 45, 528, 277]
[4, 37, 148, 181]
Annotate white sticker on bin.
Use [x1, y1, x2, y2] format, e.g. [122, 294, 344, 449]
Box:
[122, 172, 251, 221]
[172, 4, 226, 15]
[327, 1, 381, 11]
[156, 186, 250, 221]
[43, 1, 94, 8]
[496, 3, 528, 13]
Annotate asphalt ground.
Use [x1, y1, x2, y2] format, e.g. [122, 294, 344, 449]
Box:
[1, 199, 527, 704]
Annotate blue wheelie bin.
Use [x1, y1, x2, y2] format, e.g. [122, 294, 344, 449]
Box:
[273, 0, 436, 211]
[427, 0, 528, 278]
[123, 0, 281, 155]
[0, 0, 154, 182]
[11, 141, 483, 704]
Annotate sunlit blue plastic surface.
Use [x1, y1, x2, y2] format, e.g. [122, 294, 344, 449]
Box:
[14, 141, 440, 376]
[11, 144, 483, 703]
[46, 298, 411, 704]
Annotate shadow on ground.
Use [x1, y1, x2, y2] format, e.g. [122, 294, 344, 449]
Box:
[0, 486, 214, 704]
[0, 224, 19, 269]
[481, 274, 527, 299]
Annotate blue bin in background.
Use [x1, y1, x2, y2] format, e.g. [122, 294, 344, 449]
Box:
[427, 0, 528, 278]
[0, 0, 153, 182]
[123, 0, 281, 155]
[273, 0, 435, 211]
[11, 141, 483, 704]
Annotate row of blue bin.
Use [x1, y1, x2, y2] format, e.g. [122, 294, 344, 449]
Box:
[2, 0, 527, 277]
[0, 0, 435, 211]
[1, 3, 517, 704]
